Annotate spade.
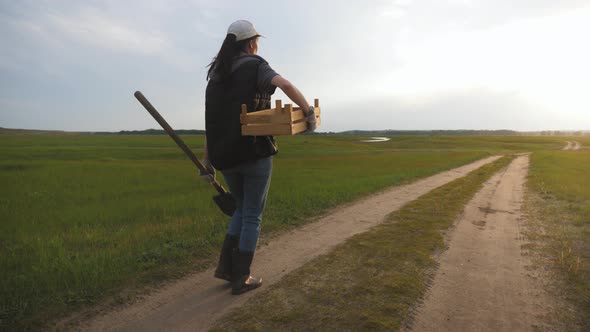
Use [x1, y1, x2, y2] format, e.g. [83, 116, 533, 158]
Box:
[134, 91, 235, 216]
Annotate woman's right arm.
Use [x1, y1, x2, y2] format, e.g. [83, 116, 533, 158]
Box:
[271, 76, 311, 114]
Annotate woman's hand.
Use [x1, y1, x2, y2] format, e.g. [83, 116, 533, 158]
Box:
[200, 138, 215, 182]
[271, 75, 316, 131]
[200, 159, 216, 183]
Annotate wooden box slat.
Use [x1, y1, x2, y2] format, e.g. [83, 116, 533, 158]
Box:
[240, 99, 320, 136]
[241, 124, 293, 136]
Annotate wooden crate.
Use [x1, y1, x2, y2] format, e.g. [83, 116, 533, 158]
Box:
[241, 99, 321, 136]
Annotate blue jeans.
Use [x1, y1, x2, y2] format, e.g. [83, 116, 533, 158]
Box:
[222, 157, 272, 252]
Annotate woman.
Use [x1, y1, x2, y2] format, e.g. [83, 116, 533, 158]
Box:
[203, 20, 316, 295]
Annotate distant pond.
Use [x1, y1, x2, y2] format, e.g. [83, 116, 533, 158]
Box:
[359, 137, 391, 143]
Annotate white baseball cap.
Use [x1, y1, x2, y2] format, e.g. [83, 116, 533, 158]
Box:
[227, 20, 261, 41]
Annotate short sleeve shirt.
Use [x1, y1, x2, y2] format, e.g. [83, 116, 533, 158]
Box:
[231, 52, 280, 95]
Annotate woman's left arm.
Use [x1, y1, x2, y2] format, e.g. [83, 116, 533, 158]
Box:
[271, 76, 311, 114]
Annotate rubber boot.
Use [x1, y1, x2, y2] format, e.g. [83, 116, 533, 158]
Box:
[214, 234, 239, 281]
[231, 250, 262, 295]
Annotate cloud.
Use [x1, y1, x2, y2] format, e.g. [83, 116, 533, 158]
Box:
[372, 5, 590, 116]
[2, 0, 589, 131]
[46, 7, 168, 55]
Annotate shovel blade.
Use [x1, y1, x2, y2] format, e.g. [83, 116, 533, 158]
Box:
[213, 193, 236, 217]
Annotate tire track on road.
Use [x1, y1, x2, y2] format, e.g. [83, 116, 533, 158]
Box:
[410, 155, 553, 332]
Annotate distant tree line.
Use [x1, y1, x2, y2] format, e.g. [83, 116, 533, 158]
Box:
[48, 129, 590, 136]
[95, 129, 525, 136]
[2, 127, 589, 136]
[534, 130, 589, 136]
[93, 129, 207, 135]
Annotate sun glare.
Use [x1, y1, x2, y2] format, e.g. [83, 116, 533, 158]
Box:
[380, 6, 590, 117]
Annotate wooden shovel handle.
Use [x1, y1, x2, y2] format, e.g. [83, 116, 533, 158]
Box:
[134, 91, 227, 194]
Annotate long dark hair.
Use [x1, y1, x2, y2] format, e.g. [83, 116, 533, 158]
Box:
[207, 34, 258, 81]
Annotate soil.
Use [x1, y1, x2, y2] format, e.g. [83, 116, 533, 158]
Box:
[563, 141, 581, 151]
[63, 156, 500, 331]
[572, 141, 581, 150]
[408, 155, 555, 332]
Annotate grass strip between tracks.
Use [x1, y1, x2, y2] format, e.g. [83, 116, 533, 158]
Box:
[212, 155, 514, 331]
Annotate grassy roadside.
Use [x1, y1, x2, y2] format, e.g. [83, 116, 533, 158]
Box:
[525, 150, 590, 330]
[211, 156, 514, 331]
[1, 135, 491, 330]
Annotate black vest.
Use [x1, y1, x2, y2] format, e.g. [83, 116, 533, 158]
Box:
[205, 55, 277, 170]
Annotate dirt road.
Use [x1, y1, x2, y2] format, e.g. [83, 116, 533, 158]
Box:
[67, 156, 500, 332]
[409, 155, 552, 332]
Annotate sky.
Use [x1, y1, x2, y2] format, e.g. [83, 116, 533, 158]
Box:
[1, 0, 589, 132]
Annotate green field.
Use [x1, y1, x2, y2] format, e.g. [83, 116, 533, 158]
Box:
[0, 134, 571, 329]
[526, 143, 590, 329]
